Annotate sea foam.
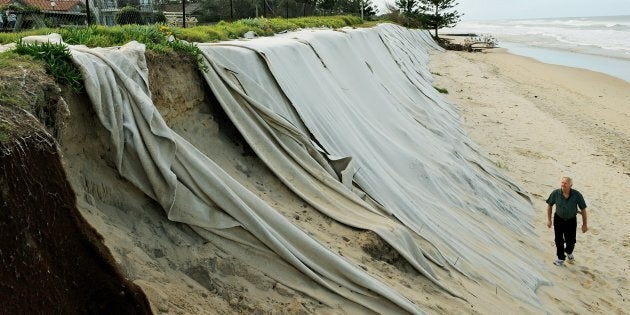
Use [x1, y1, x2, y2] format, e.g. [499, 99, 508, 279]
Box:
[447, 15, 630, 81]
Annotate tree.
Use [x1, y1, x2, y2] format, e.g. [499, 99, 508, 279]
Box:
[389, 0, 423, 28]
[395, 0, 418, 14]
[318, 0, 336, 14]
[337, 0, 357, 15]
[335, 0, 376, 19]
[294, 0, 317, 16]
[417, 0, 462, 38]
[360, 0, 377, 19]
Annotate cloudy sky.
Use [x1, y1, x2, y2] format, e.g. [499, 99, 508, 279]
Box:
[374, 0, 630, 20]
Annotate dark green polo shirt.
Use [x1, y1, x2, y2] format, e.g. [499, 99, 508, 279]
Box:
[546, 188, 587, 219]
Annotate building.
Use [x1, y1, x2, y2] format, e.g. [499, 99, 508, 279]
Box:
[1, 0, 85, 29]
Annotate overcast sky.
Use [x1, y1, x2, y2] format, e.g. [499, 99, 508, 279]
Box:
[374, 0, 630, 20]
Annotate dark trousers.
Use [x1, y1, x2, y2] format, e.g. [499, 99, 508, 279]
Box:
[553, 213, 577, 260]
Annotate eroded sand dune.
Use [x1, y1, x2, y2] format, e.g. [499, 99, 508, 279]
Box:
[14, 25, 560, 313]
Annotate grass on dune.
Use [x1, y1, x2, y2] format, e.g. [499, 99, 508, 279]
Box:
[0, 15, 367, 47]
[0, 15, 375, 96]
[0, 15, 382, 143]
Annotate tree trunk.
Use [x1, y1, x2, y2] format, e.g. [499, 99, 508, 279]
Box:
[434, 5, 439, 38]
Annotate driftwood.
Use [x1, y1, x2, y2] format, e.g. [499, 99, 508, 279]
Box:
[437, 34, 498, 52]
[466, 41, 498, 52]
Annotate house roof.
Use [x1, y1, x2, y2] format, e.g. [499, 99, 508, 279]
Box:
[0, 0, 84, 12]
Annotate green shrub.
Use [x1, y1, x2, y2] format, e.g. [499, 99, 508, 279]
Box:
[2, 15, 366, 46]
[178, 27, 217, 42]
[116, 5, 144, 25]
[1, 15, 368, 86]
[154, 12, 167, 24]
[13, 40, 83, 92]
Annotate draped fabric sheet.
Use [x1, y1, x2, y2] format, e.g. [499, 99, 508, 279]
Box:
[197, 24, 548, 305]
[65, 40, 422, 314]
[24, 24, 549, 313]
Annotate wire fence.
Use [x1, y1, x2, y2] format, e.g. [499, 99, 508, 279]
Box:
[0, 0, 376, 31]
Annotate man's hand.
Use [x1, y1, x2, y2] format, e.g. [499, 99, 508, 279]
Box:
[580, 208, 588, 233]
[546, 205, 552, 229]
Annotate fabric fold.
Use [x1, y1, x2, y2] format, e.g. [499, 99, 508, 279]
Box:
[68, 40, 424, 314]
[23, 23, 552, 312]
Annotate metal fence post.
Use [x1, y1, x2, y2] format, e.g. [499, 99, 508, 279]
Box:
[182, 0, 186, 28]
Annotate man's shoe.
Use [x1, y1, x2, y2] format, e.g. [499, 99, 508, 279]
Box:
[553, 259, 564, 266]
[567, 254, 574, 263]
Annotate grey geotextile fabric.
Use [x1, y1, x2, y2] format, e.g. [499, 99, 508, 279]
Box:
[197, 24, 548, 306]
[23, 23, 548, 313]
[66, 38, 421, 313]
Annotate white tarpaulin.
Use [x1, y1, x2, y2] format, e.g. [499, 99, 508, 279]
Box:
[198, 24, 548, 305]
[65, 39, 422, 314]
[25, 23, 549, 313]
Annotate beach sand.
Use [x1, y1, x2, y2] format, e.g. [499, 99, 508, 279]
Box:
[429, 47, 630, 314]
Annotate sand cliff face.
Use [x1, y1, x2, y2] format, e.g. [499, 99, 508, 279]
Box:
[0, 51, 318, 314]
[0, 98, 150, 313]
[57, 49, 426, 314]
[56, 24, 547, 313]
[58, 53, 332, 314]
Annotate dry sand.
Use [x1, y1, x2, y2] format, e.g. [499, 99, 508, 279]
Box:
[429, 47, 630, 314]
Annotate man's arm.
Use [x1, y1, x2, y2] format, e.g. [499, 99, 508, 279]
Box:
[547, 204, 552, 228]
[580, 208, 588, 233]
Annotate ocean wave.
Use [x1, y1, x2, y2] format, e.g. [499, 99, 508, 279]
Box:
[451, 16, 630, 53]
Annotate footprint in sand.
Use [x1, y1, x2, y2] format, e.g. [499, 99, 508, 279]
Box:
[577, 267, 599, 290]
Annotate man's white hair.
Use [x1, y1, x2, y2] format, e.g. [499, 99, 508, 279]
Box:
[561, 176, 573, 184]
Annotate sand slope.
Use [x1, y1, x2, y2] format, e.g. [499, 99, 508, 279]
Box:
[54, 27, 548, 313]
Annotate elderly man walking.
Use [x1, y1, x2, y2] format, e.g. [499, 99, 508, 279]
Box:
[546, 176, 588, 266]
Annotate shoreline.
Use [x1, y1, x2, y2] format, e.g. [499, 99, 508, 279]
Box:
[498, 41, 630, 83]
[441, 19, 630, 83]
[429, 47, 630, 313]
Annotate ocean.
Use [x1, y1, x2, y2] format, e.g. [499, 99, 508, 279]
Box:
[445, 15, 630, 82]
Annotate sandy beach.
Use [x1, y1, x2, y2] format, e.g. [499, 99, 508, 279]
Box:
[429, 47, 630, 313]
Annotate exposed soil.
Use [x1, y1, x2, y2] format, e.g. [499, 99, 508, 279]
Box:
[0, 71, 151, 314]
